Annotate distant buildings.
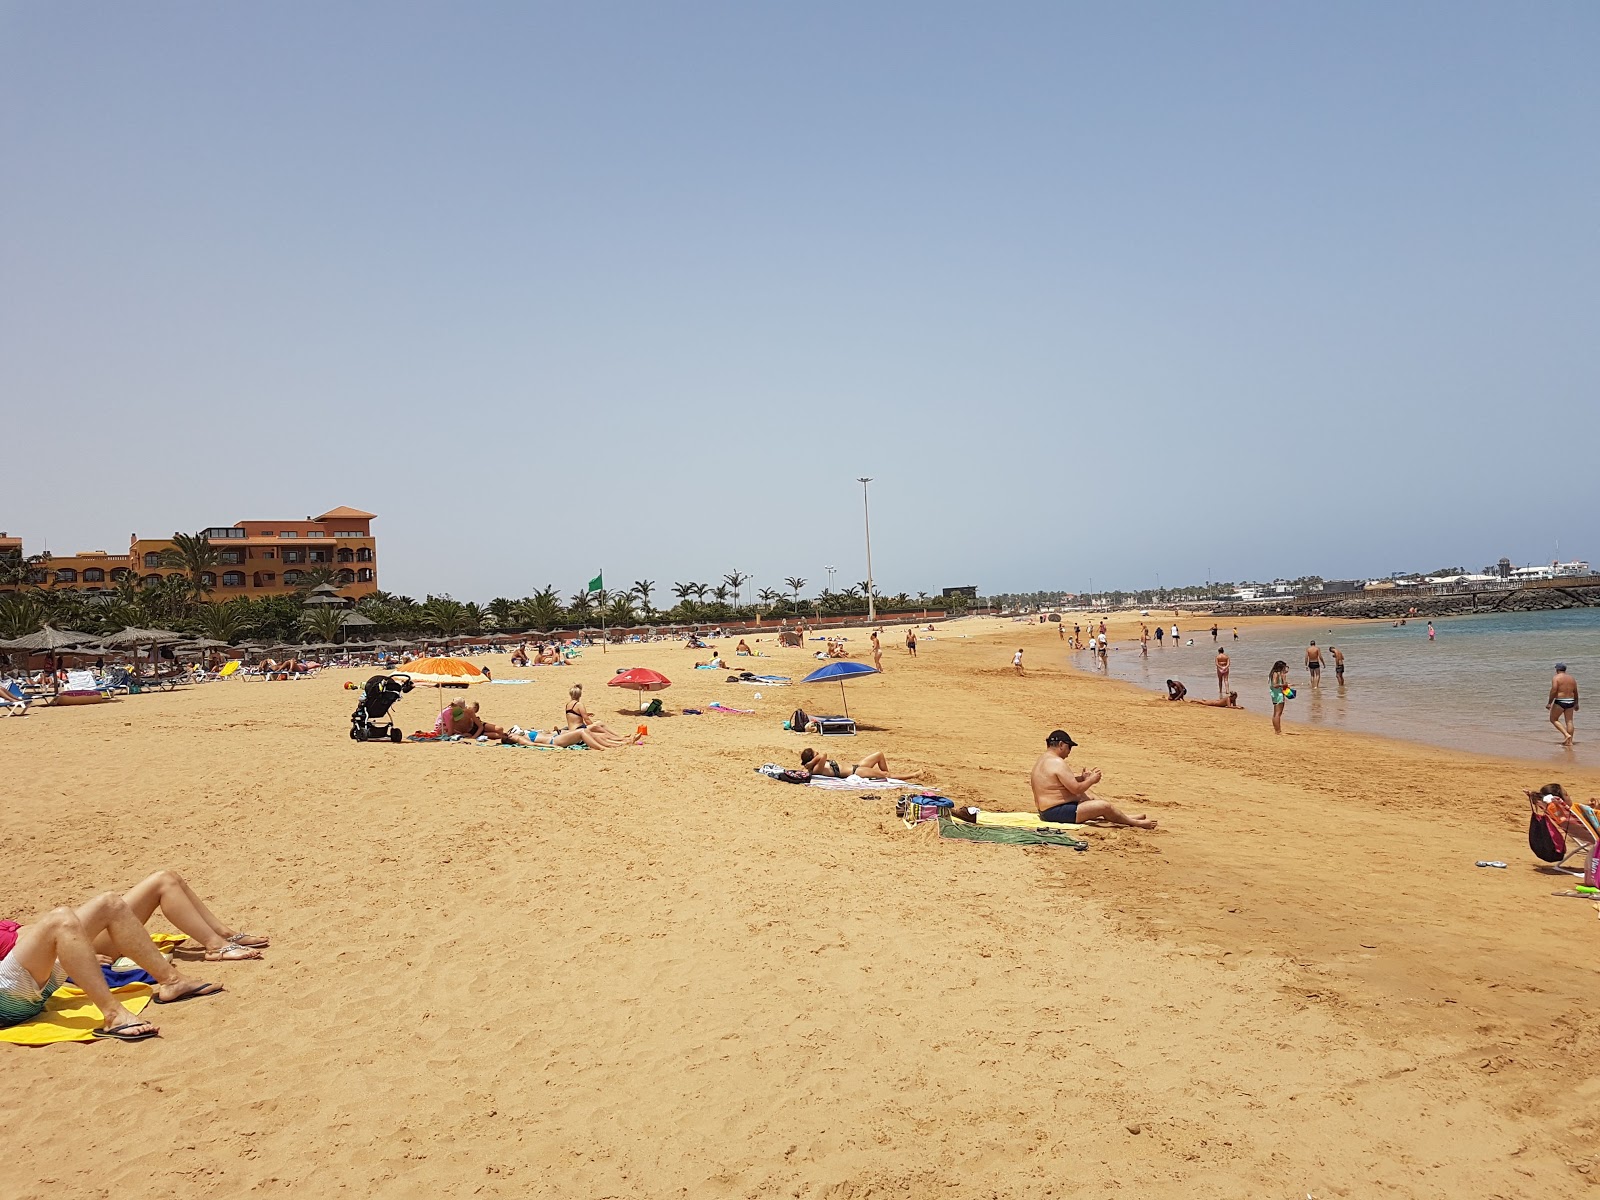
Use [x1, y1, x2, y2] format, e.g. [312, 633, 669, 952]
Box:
[0, 506, 379, 600]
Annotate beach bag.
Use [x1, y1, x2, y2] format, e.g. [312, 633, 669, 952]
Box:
[779, 769, 809, 784]
[1528, 812, 1566, 863]
[0, 918, 19, 959]
[790, 708, 810, 731]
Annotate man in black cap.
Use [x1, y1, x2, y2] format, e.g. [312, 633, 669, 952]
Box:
[1028, 730, 1158, 828]
[1548, 663, 1579, 746]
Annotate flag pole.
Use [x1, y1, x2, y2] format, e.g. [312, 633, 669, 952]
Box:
[599, 570, 606, 653]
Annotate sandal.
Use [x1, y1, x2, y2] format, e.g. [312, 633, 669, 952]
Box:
[227, 932, 270, 949]
[204, 943, 262, 961]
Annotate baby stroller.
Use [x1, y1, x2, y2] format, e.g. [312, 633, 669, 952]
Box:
[351, 673, 413, 742]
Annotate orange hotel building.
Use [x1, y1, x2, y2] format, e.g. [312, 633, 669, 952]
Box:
[0, 506, 379, 599]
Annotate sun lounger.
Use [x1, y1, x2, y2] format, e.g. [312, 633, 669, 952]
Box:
[1, 680, 31, 715]
[809, 715, 856, 736]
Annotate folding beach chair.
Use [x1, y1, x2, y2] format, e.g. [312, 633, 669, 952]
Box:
[64, 669, 116, 697]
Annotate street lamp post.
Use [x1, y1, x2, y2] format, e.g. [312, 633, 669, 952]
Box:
[825, 565, 836, 592]
[858, 477, 876, 623]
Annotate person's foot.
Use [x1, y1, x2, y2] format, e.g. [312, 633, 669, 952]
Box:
[154, 978, 225, 1003]
[94, 1017, 160, 1041]
[203, 943, 262, 961]
[227, 932, 270, 948]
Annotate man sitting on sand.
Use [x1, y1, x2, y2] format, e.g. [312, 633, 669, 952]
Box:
[798, 748, 907, 781]
[1028, 730, 1158, 828]
[1166, 679, 1188, 700]
[1, 869, 259, 1041]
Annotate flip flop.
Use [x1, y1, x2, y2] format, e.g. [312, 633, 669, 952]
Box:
[92, 1021, 160, 1042]
[228, 932, 270, 948]
[152, 981, 225, 1004]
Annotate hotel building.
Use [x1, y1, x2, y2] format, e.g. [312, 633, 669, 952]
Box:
[0, 506, 379, 600]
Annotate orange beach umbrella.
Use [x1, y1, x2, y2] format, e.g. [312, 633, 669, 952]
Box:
[395, 657, 487, 687]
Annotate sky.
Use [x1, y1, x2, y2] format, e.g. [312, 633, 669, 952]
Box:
[2, 2, 1596, 602]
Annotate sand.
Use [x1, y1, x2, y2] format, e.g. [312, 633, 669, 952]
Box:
[4, 613, 1598, 1198]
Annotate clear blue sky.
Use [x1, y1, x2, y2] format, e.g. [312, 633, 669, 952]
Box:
[3, 3, 1595, 600]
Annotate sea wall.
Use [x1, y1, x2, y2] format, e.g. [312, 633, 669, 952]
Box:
[1244, 585, 1600, 620]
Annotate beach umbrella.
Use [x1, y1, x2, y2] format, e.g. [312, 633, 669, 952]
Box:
[799, 660, 880, 717]
[396, 656, 487, 687]
[606, 666, 671, 712]
[0, 626, 100, 653]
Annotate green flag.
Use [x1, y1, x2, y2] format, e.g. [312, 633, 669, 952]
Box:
[587, 572, 603, 593]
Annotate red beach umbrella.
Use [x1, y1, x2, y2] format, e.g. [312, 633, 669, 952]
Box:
[607, 667, 672, 712]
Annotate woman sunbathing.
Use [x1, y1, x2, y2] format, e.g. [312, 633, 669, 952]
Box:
[736, 639, 753, 656]
[1189, 691, 1241, 708]
[798, 748, 906, 781]
[563, 683, 631, 747]
[437, 700, 536, 745]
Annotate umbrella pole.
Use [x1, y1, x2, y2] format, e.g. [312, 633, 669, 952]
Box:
[841, 679, 848, 717]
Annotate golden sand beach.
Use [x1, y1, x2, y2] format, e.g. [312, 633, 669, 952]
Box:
[4, 613, 1597, 1198]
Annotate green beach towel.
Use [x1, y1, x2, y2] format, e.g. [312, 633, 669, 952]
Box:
[937, 814, 1088, 850]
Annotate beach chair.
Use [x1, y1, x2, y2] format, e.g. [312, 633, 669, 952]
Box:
[1, 680, 31, 715]
[809, 715, 857, 736]
[1528, 790, 1596, 872]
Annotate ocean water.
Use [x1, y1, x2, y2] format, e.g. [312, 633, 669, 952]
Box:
[1067, 609, 1600, 766]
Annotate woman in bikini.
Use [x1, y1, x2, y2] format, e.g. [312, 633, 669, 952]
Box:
[563, 683, 629, 746]
[797, 748, 905, 781]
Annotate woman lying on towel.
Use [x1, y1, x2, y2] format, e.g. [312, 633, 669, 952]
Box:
[1, 868, 265, 1042]
[798, 748, 910, 781]
[437, 699, 537, 745]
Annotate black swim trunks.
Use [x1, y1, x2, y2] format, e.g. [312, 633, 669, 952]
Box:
[1308, 661, 1322, 672]
[1039, 801, 1079, 824]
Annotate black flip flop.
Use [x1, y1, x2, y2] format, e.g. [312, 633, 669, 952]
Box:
[92, 1022, 159, 1041]
[152, 982, 225, 1005]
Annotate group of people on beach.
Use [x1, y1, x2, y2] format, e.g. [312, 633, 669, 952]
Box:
[1, 870, 267, 1042]
[434, 683, 643, 749]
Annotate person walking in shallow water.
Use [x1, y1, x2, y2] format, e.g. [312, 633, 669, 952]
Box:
[1548, 663, 1579, 746]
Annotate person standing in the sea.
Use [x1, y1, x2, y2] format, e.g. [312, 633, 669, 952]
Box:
[1427, 621, 1435, 641]
[1548, 663, 1579, 746]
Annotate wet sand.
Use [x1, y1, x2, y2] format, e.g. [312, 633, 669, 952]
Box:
[4, 613, 1598, 1197]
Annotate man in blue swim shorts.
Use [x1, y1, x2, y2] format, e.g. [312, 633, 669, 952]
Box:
[1029, 730, 1158, 828]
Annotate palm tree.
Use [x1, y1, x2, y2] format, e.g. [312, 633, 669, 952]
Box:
[712, 584, 730, 606]
[605, 594, 638, 625]
[299, 605, 346, 645]
[756, 587, 780, 611]
[723, 572, 749, 607]
[519, 587, 564, 632]
[671, 581, 696, 604]
[0, 592, 43, 638]
[421, 595, 468, 641]
[487, 597, 517, 630]
[160, 532, 220, 600]
[192, 599, 252, 644]
[567, 590, 594, 620]
[784, 577, 807, 607]
[689, 582, 710, 604]
[631, 580, 656, 618]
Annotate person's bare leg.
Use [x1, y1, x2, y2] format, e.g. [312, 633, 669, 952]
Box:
[851, 751, 892, 779]
[1273, 703, 1284, 734]
[1562, 710, 1575, 744]
[1073, 799, 1158, 829]
[10, 909, 156, 1036]
[110, 870, 260, 957]
[1550, 705, 1567, 741]
[74, 893, 223, 1005]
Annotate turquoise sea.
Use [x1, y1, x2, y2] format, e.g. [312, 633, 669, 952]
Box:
[1068, 609, 1600, 766]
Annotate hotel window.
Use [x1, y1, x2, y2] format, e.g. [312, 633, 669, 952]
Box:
[356, 568, 374, 582]
[280, 531, 298, 538]
[222, 572, 244, 588]
[84, 568, 105, 582]
[55, 568, 78, 582]
[356, 548, 373, 562]
[283, 570, 302, 585]
[142, 574, 162, 588]
[335, 531, 362, 538]
[220, 550, 243, 564]
[110, 568, 128, 581]
[143, 552, 162, 567]
[262, 550, 276, 559]
[306, 531, 325, 538]
[283, 550, 304, 563]
[337, 548, 354, 563]
[336, 568, 355, 585]
[199, 572, 217, 588]
[309, 550, 329, 563]
[203, 527, 245, 539]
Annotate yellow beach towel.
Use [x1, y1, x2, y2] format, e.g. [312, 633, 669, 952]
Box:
[974, 810, 1087, 832]
[0, 983, 155, 1046]
[0, 932, 185, 1046]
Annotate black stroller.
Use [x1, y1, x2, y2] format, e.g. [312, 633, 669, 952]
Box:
[350, 673, 413, 742]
